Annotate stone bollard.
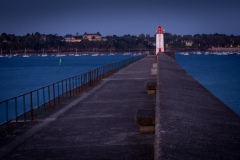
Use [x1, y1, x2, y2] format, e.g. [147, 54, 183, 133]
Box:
[151, 63, 157, 76]
[145, 81, 157, 94]
[135, 109, 155, 133]
[152, 63, 157, 69]
[151, 68, 157, 76]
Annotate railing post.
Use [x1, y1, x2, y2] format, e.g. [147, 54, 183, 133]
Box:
[43, 88, 46, 113]
[81, 74, 83, 92]
[37, 90, 40, 117]
[6, 101, 9, 133]
[86, 72, 89, 87]
[65, 79, 68, 99]
[74, 76, 77, 95]
[76, 76, 78, 94]
[94, 69, 96, 83]
[57, 82, 60, 104]
[14, 97, 18, 127]
[53, 83, 56, 106]
[90, 71, 92, 85]
[23, 95, 26, 124]
[30, 92, 33, 121]
[95, 68, 97, 82]
[85, 73, 87, 90]
[48, 86, 51, 107]
[92, 70, 94, 84]
[78, 75, 81, 93]
[72, 77, 75, 96]
[102, 66, 104, 79]
[96, 68, 99, 81]
[86, 71, 89, 87]
[62, 80, 64, 102]
[71, 78, 73, 97]
[87, 72, 89, 88]
[69, 78, 71, 98]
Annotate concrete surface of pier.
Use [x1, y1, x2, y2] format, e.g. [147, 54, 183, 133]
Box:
[0, 56, 156, 160]
[155, 53, 240, 159]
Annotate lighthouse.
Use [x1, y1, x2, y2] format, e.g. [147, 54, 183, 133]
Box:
[156, 26, 164, 54]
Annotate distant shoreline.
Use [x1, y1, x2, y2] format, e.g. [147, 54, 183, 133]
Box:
[1, 48, 240, 55]
[167, 47, 240, 52]
[0, 50, 151, 55]
[208, 47, 240, 52]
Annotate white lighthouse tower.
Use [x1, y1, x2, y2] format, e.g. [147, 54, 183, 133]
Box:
[156, 26, 164, 54]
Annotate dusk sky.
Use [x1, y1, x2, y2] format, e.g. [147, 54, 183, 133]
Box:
[0, 0, 239, 36]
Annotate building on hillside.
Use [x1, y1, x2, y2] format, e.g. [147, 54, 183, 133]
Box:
[83, 32, 102, 41]
[64, 34, 81, 42]
[41, 35, 46, 41]
[184, 40, 193, 47]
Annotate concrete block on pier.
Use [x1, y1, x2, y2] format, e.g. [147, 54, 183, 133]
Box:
[145, 81, 157, 94]
[135, 109, 155, 133]
[152, 63, 157, 69]
[151, 68, 157, 76]
[139, 126, 155, 133]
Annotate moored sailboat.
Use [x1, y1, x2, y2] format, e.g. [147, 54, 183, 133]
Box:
[23, 48, 29, 57]
[75, 47, 80, 56]
[0, 48, 3, 57]
[42, 48, 47, 57]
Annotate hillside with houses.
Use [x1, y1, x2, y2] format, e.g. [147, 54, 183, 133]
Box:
[1, 32, 240, 54]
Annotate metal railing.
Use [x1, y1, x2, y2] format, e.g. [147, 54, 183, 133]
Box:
[0, 54, 146, 133]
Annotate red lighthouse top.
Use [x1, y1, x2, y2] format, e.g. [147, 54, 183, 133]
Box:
[157, 26, 163, 34]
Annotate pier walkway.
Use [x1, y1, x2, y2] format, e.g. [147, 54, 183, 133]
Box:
[1, 56, 156, 159]
[155, 53, 240, 159]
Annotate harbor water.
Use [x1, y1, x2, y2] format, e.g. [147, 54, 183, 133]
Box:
[0, 53, 137, 124]
[175, 52, 240, 116]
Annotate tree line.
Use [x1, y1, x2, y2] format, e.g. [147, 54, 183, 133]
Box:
[165, 33, 240, 51]
[1, 32, 240, 54]
[0, 32, 155, 54]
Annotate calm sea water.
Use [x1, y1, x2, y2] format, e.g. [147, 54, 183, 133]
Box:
[0, 54, 135, 102]
[0, 53, 138, 124]
[176, 52, 240, 116]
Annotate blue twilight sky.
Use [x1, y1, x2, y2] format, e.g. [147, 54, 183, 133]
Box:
[0, 0, 239, 36]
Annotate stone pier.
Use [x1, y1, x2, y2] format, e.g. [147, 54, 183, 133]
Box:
[155, 52, 240, 159]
